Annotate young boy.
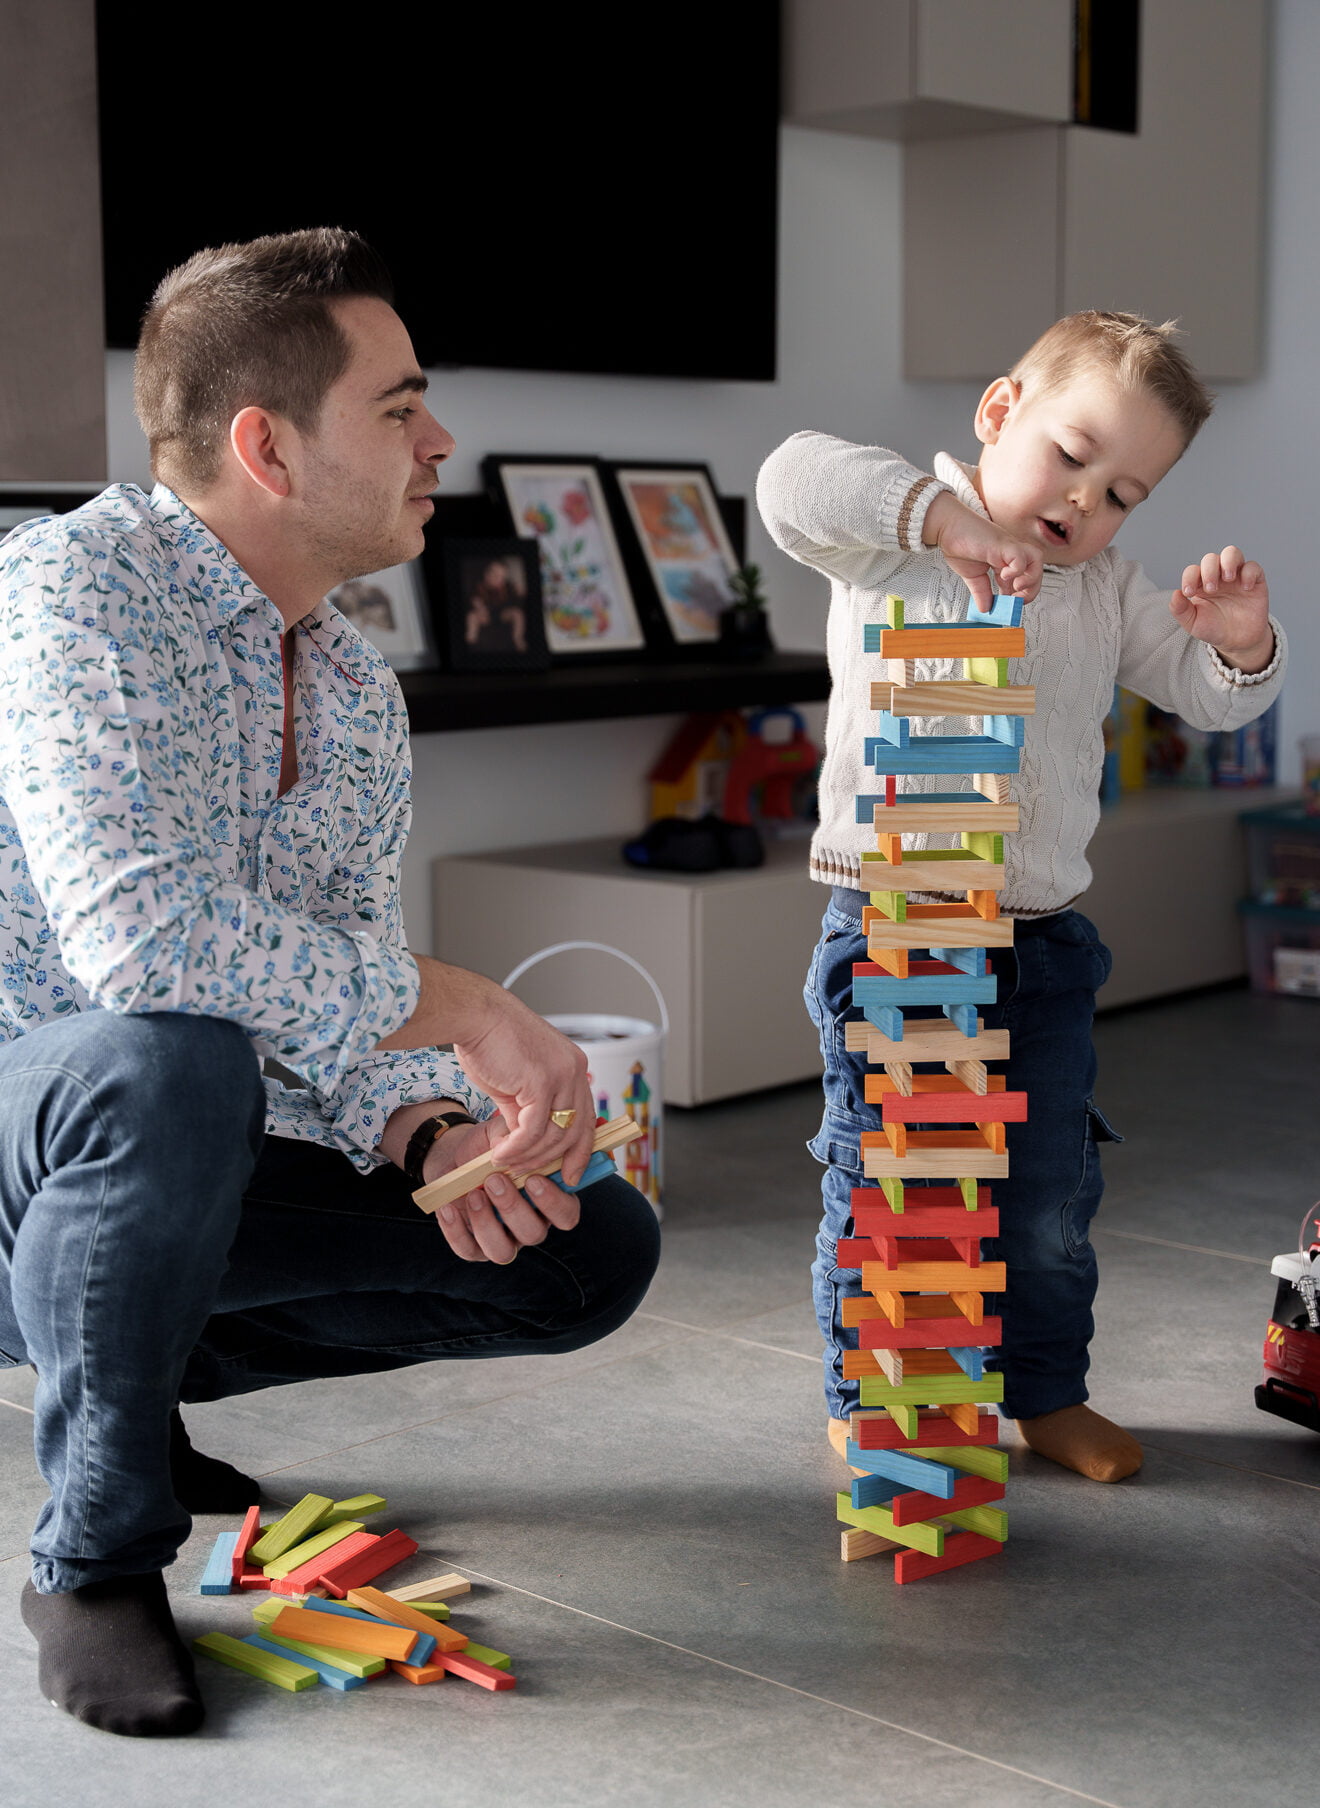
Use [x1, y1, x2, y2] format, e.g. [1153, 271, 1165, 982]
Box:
[757, 311, 1285, 1483]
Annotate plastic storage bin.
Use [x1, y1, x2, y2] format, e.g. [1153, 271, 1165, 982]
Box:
[1242, 802, 1320, 909]
[1239, 900, 1320, 997]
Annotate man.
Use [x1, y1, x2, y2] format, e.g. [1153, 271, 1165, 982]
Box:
[0, 229, 661, 1737]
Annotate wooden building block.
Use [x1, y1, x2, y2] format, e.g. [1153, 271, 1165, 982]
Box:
[850, 1408, 999, 1450]
[880, 1090, 1027, 1124]
[232, 1505, 262, 1583]
[194, 1631, 319, 1692]
[199, 1530, 240, 1596]
[878, 626, 1025, 658]
[413, 1115, 641, 1215]
[949, 1058, 989, 1094]
[859, 852, 1005, 892]
[434, 1650, 518, 1691]
[974, 771, 1014, 804]
[869, 798, 1020, 834]
[855, 1313, 1002, 1353]
[845, 1443, 958, 1495]
[390, 1657, 449, 1685]
[844, 1016, 1010, 1063]
[889, 1474, 1006, 1527]
[387, 1572, 472, 1604]
[841, 1526, 902, 1562]
[245, 1633, 366, 1691]
[269, 1604, 419, 1662]
[257, 1631, 385, 1679]
[868, 915, 1013, 952]
[836, 1493, 945, 1556]
[315, 1527, 419, 1597]
[320, 1493, 387, 1525]
[943, 1501, 1009, 1542]
[920, 1445, 1010, 1483]
[852, 1205, 999, 1244]
[867, 1074, 1006, 1097]
[863, 1258, 1005, 1294]
[858, 1371, 1004, 1409]
[862, 1141, 1009, 1181]
[853, 1180, 992, 1213]
[871, 681, 1035, 717]
[894, 1531, 1003, 1584]
[345, 1586, 469, 1652]
[248, 1494, 334, 1568]
[263, 1520, 364, 1580]
[271, 1530, 379, 1596]
[884, 1059, 913, 1095]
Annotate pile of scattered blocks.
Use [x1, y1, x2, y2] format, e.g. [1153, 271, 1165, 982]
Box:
[194, 1491, 515, 1694]
[837, 592, 1032, 1582]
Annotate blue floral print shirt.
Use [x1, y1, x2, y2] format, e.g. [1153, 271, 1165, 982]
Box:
[0, 484, 492, 1169]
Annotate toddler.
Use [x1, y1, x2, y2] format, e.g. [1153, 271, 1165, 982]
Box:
[757, 311, 1285, 1482]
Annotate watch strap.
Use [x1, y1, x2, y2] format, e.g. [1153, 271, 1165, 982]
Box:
[404, 1110, 476, 1188]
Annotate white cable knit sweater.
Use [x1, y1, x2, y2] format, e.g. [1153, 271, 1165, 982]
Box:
[757, 431, 1287, 916]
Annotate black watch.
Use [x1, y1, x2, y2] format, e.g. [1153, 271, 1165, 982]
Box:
[404, 1111, 476, 1188]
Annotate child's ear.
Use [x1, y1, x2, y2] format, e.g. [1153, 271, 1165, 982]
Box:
[974, 377, 1020, 447]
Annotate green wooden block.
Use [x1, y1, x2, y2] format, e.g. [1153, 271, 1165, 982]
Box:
[463, 1641, 512, 1670]
[318, 1493, 387, 1527]
[259, 1631, 386, 1679]
[836, 1492, 944, 1556]
[916, 1445, 1010, 1483]
[858, 1372, 1005, 1409]
[964, 656, 1008, 687]
[879, 1177, 905, 1212]
[884, 592, 905, 630]
[248, 1493, 335, 1567]
[867, 888, 906, 922]
[945, 1502, 1009, 1542]
[251, 1596, 295, 1625]
[958, 1177, 979, 1210]
[406, 1601, 453, 1621]
[884, 1402, 920, 1439]
[961, 830, 1004, 863]
[194, 1630, 319, 1692]
[263, 1520, 364, 1579]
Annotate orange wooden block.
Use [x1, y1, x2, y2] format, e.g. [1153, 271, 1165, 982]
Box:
[871, 946, 909, 977]
[903, 902, 976, 919]
[876, 833, 903, 864]
[968, 889, 1000, 920]
[980, 1122, 1008, 1153]
[842, 1349, 884, 1379]
[878, 626, 1025, 658]
[345, 1586, 469, 1652]
[883, 1121, 907, 1157]
[940, 1401, 983, 1435]
[389, 1658, 448, 1684]
[269, 1605, 418, 1662]
[869, 1075, 1007, 1096]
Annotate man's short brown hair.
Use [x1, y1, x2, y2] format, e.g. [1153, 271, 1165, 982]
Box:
[134, 227, 395, 493]
[1010, 310, 1215, 450]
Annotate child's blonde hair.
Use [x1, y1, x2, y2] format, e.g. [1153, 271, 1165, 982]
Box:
[1010, 310, 1214, 451]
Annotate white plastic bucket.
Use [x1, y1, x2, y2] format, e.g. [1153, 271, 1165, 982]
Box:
[502, 941, 668, 1214]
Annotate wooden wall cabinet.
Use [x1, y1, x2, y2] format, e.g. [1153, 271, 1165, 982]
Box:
[0, 0, 106, 482]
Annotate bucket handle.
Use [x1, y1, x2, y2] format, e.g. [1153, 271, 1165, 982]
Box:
[502, 941, 670, 1037]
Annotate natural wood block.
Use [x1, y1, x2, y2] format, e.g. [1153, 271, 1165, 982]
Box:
[844, 1017, 1011, 1063]
[859, 855, 1004, 892]
[871, 681, 1035, 716]
[949, 1059, 989, 1093]
[974, 772, 1014, 804]
[870, 800, 1020, 834]
[841, 1526, 902, 1563]
[884, 1060, 913, 1095]
[387, 1573, 472, 1604]
[867, 916, 1014, 951]
[413, 1115, 640, 1214]
[862, 1138, 1010, 1180]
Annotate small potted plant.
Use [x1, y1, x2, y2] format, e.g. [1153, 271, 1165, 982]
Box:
[717, 563, 773, 661]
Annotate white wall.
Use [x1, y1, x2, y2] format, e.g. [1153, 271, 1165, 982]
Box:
[105, 0, 1318, 951]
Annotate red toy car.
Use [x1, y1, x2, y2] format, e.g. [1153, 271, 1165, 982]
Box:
[1257, 1209, 1320, 1434]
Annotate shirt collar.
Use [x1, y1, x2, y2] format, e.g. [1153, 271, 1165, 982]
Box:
[148, 483, 283, 630]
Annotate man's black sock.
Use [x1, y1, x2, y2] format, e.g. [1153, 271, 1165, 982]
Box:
[169, 1409, 261, 1513]
[21, 1571, 204, 1737]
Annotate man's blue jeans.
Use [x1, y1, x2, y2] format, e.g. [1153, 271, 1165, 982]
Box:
[0, 1012, 661, 1594]
[804, 895, 1119, 1424]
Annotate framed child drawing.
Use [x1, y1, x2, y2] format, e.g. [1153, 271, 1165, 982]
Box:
[608, 462, 740, 648]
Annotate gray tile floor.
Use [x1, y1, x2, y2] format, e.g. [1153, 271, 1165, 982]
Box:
[2, 986, 1318, 1807]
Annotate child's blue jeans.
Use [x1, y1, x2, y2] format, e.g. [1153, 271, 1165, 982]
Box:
[804, 892, 1119, 1424]
[0, 1010, 661, 1594]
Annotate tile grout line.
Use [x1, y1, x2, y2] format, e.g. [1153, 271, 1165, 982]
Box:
[452, 1565, 1134, 1808]
[635, 1310, 821, 1363]
[0, 1397, 34, 1418]
[1092, 1227, 1273, 1265]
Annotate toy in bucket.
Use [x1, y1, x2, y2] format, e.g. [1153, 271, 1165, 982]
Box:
[502, 942, 668, 1215]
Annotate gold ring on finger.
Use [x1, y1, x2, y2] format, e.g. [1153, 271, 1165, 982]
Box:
[550, 1108, 577, 1130]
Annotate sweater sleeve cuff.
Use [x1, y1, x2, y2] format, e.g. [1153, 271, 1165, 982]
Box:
[877, 469, 951, 554]
[1205, 616, 1284, 687]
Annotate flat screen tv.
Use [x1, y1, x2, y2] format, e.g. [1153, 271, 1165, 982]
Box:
[96, 4, 780, 381]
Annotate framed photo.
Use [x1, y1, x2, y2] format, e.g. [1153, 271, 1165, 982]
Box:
[437, 538, 550, 673]
[324, 557, 434, 671]
[482, 455, 646, 658]
[609, 463, 740, 647]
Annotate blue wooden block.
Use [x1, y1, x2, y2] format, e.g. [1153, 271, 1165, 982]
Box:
[873, 711, 910, 747]
[948, 1347, 988, 1380]
[966, 593, 1025, 626]
[865, 1004, 904, 1038]
[851, 1474, 902, 1510]
[855, 972, 997, 1007]
[296, 1597, 437, 1667]
[199, 1530, 240, 1596]
[942, 1001, 980, 1036]
[552, 1148, 617, 1194]
[863, 623, 884, 652]
[845, 1443, 959, 1497]
[244, 1633, 365, 1691]
[982, 714, 1026, 747]
[865, 737, 1021, 776]
[928, 946, 989, 977]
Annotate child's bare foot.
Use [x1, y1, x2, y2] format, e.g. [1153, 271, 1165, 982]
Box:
[826, 1417, 869, 1476]
[1015, 1403, 1142, 1481]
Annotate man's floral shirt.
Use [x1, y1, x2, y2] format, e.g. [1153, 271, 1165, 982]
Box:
[0, 484, 491, 1168]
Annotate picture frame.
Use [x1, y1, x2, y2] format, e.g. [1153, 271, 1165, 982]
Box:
[608, 462, 741, 649]
[323, 557, 435, 671]
[481, 455, 647, 659]
[435, 538, 550, 674]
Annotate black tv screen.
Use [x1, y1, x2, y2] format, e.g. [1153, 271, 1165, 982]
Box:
[97, 4, 780, 381]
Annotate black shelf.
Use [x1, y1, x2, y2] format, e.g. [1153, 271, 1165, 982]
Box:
[398, 649, 830, 734]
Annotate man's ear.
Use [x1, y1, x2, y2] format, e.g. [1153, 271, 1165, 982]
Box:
[974, 377, 1020, 447]
[229, 406, 295, 499]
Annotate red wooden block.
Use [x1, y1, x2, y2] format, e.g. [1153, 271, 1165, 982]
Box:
[870, 1235, 981, 1268]
[854, 1208, 999, 1244]
[853, 1409, 999, 1450]
[852, 1185, 992, 1215]
[889, 1475, 1006, 1526]
[271, 1529, 380, 1595]
[435, 1650, 517, 1691]
[232, 1505, 263, 1583]
[881, 1091, 1028, 1124]
[237, 1566, 273, 1592]
[894, 1530, 1003, 1583]
[837, 1237, 878, 1267]
[853, 958, 995, 980]
[857, 1313, 1002, 1351]
[315, 1528, 419, 1597]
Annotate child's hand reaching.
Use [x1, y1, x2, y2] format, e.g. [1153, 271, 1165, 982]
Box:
[1171, 546, 1274, 673]
[922, 492, 1043, 610]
